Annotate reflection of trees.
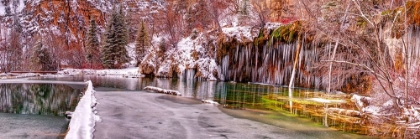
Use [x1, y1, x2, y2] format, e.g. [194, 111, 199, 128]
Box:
[0, 84, 80, 116]
[216, 83, 269, 109]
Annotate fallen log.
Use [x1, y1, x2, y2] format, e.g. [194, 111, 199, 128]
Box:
[144, 86, 181, 96]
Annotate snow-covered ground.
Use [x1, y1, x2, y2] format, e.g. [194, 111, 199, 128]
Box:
[66, 81, 100, 139]
[59, 67, 142, 78]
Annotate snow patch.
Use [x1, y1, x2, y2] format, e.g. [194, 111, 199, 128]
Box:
[202, 99, 219, 105]
[65, 81, 99, 139]
[307, 98, 346, 104]
[222, 26, 255, 42]
[0, 2, 6, 16]
[144, 86, 181, 96]
[60, 67, 141, 77]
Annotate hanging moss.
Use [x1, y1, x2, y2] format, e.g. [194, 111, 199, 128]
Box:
[269, 21, 302, 44]
[254, 28, 267, 46]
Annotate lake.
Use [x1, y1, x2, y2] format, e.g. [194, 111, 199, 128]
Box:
[30, 75, 370, 137]
[0, 83, 84, 139]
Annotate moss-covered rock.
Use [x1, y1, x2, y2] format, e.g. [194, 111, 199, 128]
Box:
[270, 21, 302, 43]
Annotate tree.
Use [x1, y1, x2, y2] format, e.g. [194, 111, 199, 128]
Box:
[135, 21, 150, 66]
[8, 29, 23, 72]
[115, 7, 130, 64]
[251, 0, 270, 28]
[164, 2, 183, 47]
[31, 40, 55, 71]
[240, 0, 250, 15]
[85, 17, 101, 68]
[102, 6, 130, 69]
[157, 39, 167, 58]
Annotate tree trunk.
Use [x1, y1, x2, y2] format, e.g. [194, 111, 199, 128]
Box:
[289, 35, 302, 89]
[327, 39, 340, 93]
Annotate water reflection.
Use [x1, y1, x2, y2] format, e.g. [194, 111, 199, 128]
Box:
[0, 84, 81, 116]
[31, 76, 370, 136]
[32, 76, 218, 100]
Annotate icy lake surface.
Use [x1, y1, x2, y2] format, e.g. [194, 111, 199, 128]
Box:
[31, 76, 368, 138]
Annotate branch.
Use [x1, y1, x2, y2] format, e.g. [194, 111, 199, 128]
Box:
[351, 0, 375, 26]
[322, 60, 385, 79]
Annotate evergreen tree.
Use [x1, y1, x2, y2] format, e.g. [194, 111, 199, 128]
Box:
[135, 21, 150, 66]
[85, 17, 101, 68]
[101, 6, 130, 69]
[31, 41, 55, 71]
[101, 9, 117, 69]
[115, 7, 130, 64]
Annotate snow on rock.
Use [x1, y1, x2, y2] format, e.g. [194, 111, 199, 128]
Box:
[201, 99, 219, 105]
[66, 81, 99, 139]
[265, 22, 282, 30]
[350, 94, 372, 111]
[152, 33, 221, 80]
[144, 86, 181, 96]
[363, 105, 380, 115]
[222, 26, 256, 42]
[307, 98, 346, 104]
[126, 43, 138, 67]
[327, 108, 361, 117]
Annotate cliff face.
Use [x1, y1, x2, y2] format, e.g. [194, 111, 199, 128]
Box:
[266, 0, 298, 22]
[26, 0, 106, 48]
[1, 0, 162, 48]
[0, 0, 165, 68]
[0, 0, 291, 52]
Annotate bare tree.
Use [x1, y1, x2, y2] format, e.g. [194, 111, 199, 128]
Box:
[164, 2, 183, 47]
[250, 0, 270, 28]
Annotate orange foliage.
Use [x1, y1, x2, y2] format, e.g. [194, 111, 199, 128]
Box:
[409, 1, 420, 26]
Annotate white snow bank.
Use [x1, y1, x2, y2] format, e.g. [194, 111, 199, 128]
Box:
[144, 86, 181, 96]
[59, 67, 142, 77]
[66, 81, 100, 139]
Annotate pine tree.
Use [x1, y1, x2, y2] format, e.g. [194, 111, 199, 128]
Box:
[135, 21, 150, 66]
[31, 41, 55, 71]
[85, 17, 101, 68]
[101, 6, 130, 69]
[114, 7, 130, 65]
[101, 9, 117, 69]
